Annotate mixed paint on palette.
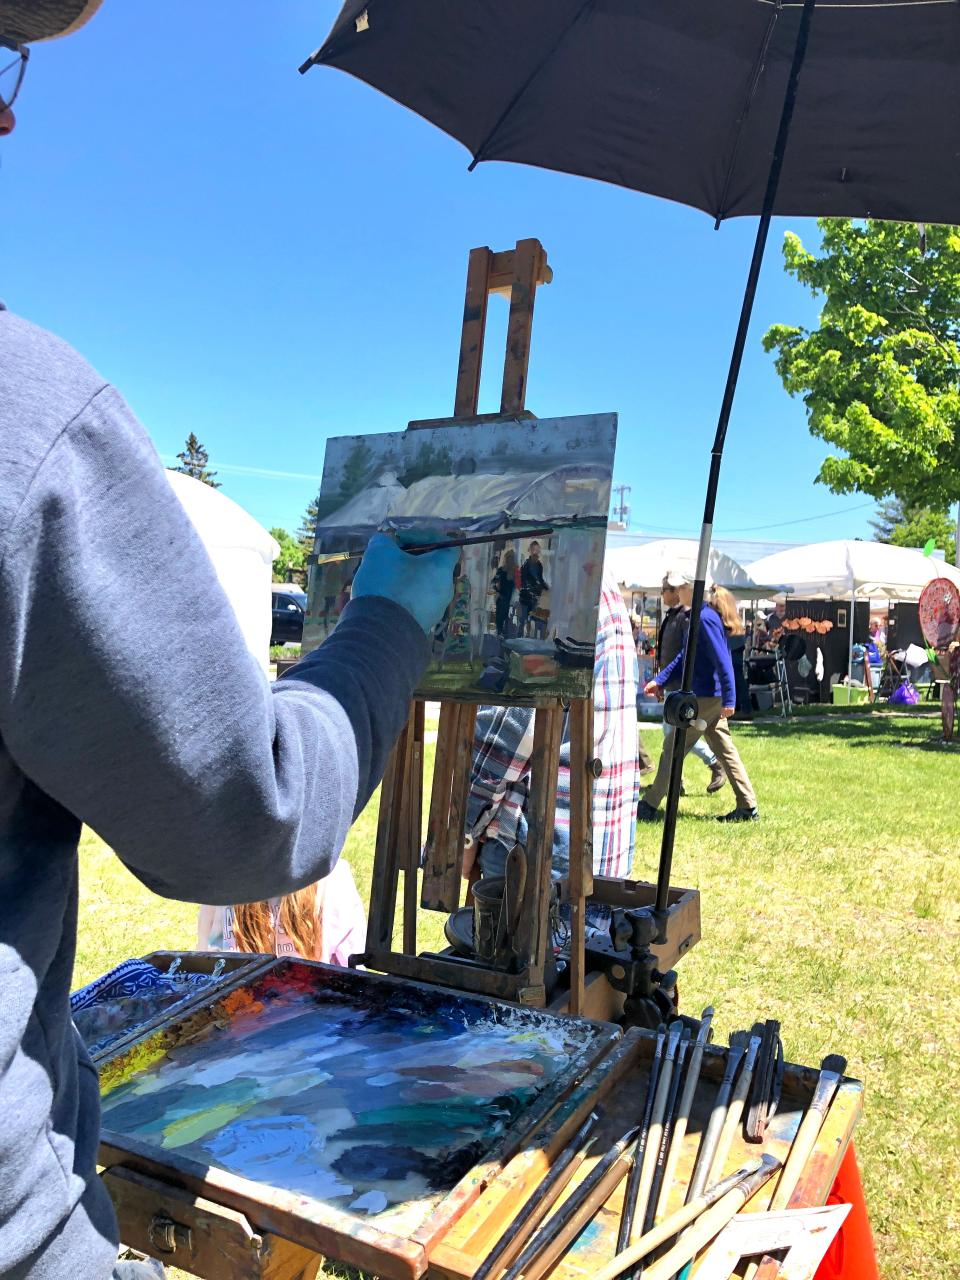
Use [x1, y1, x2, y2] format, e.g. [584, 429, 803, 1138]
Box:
[99, 962, 603, 1234]
[301, 414, 617, 700]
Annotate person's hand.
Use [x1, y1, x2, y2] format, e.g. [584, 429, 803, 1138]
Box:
[351, 533, 458, 634]
[720, 706, 735, 718]
[643, 678, 659, 695]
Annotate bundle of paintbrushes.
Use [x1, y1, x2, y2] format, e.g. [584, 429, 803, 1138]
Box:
[474, 1008, 846, 1280]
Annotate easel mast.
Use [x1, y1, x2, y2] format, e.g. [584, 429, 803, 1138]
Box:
[360, 240, 700, 1024]
[361, 239, 594, 1013]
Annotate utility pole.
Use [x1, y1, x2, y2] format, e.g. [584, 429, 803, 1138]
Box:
[612, 482, 632, 528]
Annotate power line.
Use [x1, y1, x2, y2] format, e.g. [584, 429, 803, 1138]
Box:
[721, 500, 875, 533]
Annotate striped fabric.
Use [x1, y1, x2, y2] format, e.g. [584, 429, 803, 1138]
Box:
[466, 574, 639, 878]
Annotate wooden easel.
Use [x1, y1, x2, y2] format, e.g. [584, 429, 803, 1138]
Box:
[359, 238, 596, 1014]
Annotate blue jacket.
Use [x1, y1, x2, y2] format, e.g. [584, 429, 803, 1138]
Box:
[655, 604, 736, 708]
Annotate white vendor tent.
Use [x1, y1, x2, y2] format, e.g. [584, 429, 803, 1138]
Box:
[167, 470, 280, 673]
[747, 539, 960, 683]
[747, 539, 960, 602]
[605, 538, 770, 597]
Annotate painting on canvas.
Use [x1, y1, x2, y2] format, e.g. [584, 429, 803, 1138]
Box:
[301, 414, 617, 699]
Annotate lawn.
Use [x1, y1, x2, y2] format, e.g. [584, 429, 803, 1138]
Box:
[75, 710, 959, 1280]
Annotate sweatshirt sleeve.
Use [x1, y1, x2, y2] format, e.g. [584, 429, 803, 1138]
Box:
[655, 649, 683, 687]
[0, 386, 429, 906]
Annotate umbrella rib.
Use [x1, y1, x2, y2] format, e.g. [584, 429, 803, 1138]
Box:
[712, 3, 782, 229]
[467, 0, 596, 172]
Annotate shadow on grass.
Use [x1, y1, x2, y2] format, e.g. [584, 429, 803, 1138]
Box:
[743, 714, 950, 749]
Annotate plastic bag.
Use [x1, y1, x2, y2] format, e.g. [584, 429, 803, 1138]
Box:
[889, 680, 919, 706]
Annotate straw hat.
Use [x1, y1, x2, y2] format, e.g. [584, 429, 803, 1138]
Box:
[0, 1, 102, 43]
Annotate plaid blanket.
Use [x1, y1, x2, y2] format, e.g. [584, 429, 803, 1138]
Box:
[466, 576, 639, 878]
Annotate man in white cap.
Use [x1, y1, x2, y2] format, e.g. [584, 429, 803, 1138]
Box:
[0, 8, 456, 1277]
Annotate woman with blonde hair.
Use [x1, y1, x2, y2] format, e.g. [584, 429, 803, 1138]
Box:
[198, 859, 366, 966]
[710, 585, 745, 635]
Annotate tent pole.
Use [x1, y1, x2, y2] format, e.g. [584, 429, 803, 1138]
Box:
[848, 586, 856, 688]
[654, 0, 818, 924]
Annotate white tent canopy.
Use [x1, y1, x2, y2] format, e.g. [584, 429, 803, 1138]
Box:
[167, 470, 279, 673]
[748, 539, 960, 685]
[747, 539, 960, 601]
[604, 538, 771, 597]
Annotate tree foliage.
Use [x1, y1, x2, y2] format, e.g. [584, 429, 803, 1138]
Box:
[869, 499, 956, 564]
[298, 492, 322, 556]
[173, 432, 221, 487]
[269, 527, 306, 576]
[763, 220, 960, 511]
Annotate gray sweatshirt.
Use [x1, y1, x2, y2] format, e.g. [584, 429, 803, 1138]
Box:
[0, 305, 428, 1278]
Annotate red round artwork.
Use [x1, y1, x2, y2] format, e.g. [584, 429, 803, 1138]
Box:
[918, 577, 960, 650]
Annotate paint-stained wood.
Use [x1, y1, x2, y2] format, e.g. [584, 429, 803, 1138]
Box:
[501, 238, 547, 415]
[567, 697, 594, 1016]
[420, 702, 459, 909]
[514, 705, 565, 987]
[366, 716, 412, 952]
[454, 247, 492, 417]
[403, 701, 426, 953]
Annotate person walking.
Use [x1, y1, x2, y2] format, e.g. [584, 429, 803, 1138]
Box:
[638, 574, 759, 823]
[710, 585, 749, 717]
[656, 573, 726, 794]
[492, 548, 517, 637]
[518, 539, 548, 635]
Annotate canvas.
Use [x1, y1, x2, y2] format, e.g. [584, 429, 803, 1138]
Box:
[302, 414, 617, 700]
[98, 959, 615, 1269]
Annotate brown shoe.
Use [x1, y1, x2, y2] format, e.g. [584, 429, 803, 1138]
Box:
[706, 762, 727, 793]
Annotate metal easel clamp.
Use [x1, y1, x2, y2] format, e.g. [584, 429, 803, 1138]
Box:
[662, 689, 701, 730]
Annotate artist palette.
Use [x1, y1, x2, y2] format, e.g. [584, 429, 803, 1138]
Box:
[97, 957, 617, 1279]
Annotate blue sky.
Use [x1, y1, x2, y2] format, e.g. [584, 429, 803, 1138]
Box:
[1, 1, 878, 547]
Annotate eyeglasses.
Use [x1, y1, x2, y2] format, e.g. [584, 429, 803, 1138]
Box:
[0, 40, 29, 112]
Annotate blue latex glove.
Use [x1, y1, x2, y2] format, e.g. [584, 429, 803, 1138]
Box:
[352, 533, 458, 634]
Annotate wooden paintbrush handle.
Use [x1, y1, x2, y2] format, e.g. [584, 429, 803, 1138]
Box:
[516, 1152, 632, 1280]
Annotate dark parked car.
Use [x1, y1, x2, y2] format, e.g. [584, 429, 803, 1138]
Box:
[271, 586, 307, 645]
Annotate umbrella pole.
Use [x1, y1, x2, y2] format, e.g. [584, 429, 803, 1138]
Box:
[654, 0, 818, 924]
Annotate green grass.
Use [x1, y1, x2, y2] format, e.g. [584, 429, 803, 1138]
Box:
[76, 712, 960, 1279]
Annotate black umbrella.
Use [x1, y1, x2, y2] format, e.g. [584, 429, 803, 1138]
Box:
[302, 1, 960, 929]
[302, 0, 959, 227]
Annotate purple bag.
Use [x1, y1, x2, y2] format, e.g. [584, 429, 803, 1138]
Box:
[889, 680, 919, 706]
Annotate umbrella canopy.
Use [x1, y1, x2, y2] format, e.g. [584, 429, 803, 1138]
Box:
[748, 539, 960, 601]
[304, 0, 960, 225]
[605, 538, 772, 597]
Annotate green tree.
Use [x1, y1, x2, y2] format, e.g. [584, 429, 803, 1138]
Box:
[298, 491, 322, 556]
[763, 220, 960, 513]
[269, 527, 306, 579]
[339, 441, 374, 498]
[173, 432, 221, 487]
[869, 499, 956, 563]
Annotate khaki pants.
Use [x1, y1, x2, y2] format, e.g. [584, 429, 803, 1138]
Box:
[643, 696, 756, 811]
